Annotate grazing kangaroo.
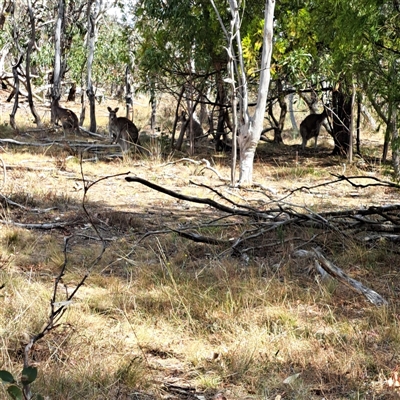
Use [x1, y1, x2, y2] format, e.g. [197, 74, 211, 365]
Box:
[107, 107, 139, 152]
[51, 97, 80, 136]
[300, 108, 328, 150]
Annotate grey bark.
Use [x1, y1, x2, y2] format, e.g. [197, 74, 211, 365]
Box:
[86, 0, 97, 133]
[26, 0, 43, 128]
[53, 0, 65, 101]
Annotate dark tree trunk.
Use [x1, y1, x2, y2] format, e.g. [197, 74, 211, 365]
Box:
[150, 97, 156, 130]
[356, 96, 361, 155]
[331, 88, 351, 155]
[367, 94, 390, 162]
[10, 55, 23, 132]
[383, 129, 390, 162]
[215, 68, 230, 151]
[267, 101, 284, 144]
[266, 79, 286, 144]
[172, 85, 185, 150]
[149, 79, 156, 131]
[0, 1, 11, 29]
[26, 0, 42, 127]
[79, 83, 86, 127]
[125, 65, 132, 119]
[275, 79, 286, 143]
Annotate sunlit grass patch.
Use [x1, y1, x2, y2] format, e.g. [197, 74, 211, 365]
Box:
[0, 126, 398, 399]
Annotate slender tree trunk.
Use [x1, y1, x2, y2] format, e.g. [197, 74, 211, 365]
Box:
[125, 65, 132, 119]
[289, 92, 298, 135]
[237, 0, 275, 184]
[267, 87, 286, 144]
[53, 0, 64, 103]
[26, 0, 42, 127]
[186, 82, 195, 156]
[348, 82, 356, 163]
[391, 103, 400, 178]
[270, 79, 286, 144]
[368, 94, 390, 162]
[215, 66, 229, 152]
[86, 0, 97, 133]
[150, 96, 156, 131]
[356, 95, 361, 155]
[10, 55, 23, 132]
[172, 85, 185, 149]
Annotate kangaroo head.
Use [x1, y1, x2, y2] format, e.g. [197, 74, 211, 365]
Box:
[107, 107, 120, 122]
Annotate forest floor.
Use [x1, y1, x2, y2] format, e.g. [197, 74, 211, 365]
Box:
[0, 94, 400, 400]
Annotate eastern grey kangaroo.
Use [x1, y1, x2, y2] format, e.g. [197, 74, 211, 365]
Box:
[107, 107, 139, 152]
[179, 111, 204, 139]
[300, 108, 328, 150]
[51, 97, 80, 136]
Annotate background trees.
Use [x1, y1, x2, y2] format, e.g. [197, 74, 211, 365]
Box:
[0, 0, 399, 177]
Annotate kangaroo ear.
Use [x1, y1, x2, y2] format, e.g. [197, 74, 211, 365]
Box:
[115, 107, 119, 113]
[107, 107, 111, 112]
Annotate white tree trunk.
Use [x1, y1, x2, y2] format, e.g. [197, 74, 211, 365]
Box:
[238, 0, 275, 185]
[212, 0, 275, 185]
[52, 0, 64, 111]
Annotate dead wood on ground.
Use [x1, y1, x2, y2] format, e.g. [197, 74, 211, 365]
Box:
[125, 174, 398, 306]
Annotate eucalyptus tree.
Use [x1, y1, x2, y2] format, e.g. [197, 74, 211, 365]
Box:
[6, 0, 42, 130]
[25, 0, 43, 127]
[134, 0, 231, 151]
[311, 0, 400, 175]
[211, 0, 275, 185]
[242, 2, 325, 144]
[85, 0, 122, 132]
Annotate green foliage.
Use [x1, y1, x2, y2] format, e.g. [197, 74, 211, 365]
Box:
[0, 371, 15, 383]
[241, 3, 328, 87]
[6, 385, 22, 400]
[134, 0, 228, 92]
[0, 367, 43, 400]
[20, 366, 37, 385]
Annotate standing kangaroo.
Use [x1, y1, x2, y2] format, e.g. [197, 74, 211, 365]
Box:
[51, 97, 80, 136]
[107, 107, 139, 152]
[179, 111, 204, 139]
[300, 108, 328, 150]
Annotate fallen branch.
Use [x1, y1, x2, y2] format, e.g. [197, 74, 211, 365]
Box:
[0, 220, 73, 229]
[0, 138, 55, 147]
[125, 175, 263, 218]
[293, 248, 388, 306]
[79, 127, 105, 138]
[200, 158, 230, 182]
[170, 228, 231, 245]
[0, 192, 57, 213]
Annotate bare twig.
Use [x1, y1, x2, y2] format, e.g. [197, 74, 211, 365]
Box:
[21, 161, 131, 384]
[0, 156, 6, 188]
[170, 228, 231, 245]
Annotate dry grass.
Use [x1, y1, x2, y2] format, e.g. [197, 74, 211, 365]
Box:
[0, 99, 399, 400]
